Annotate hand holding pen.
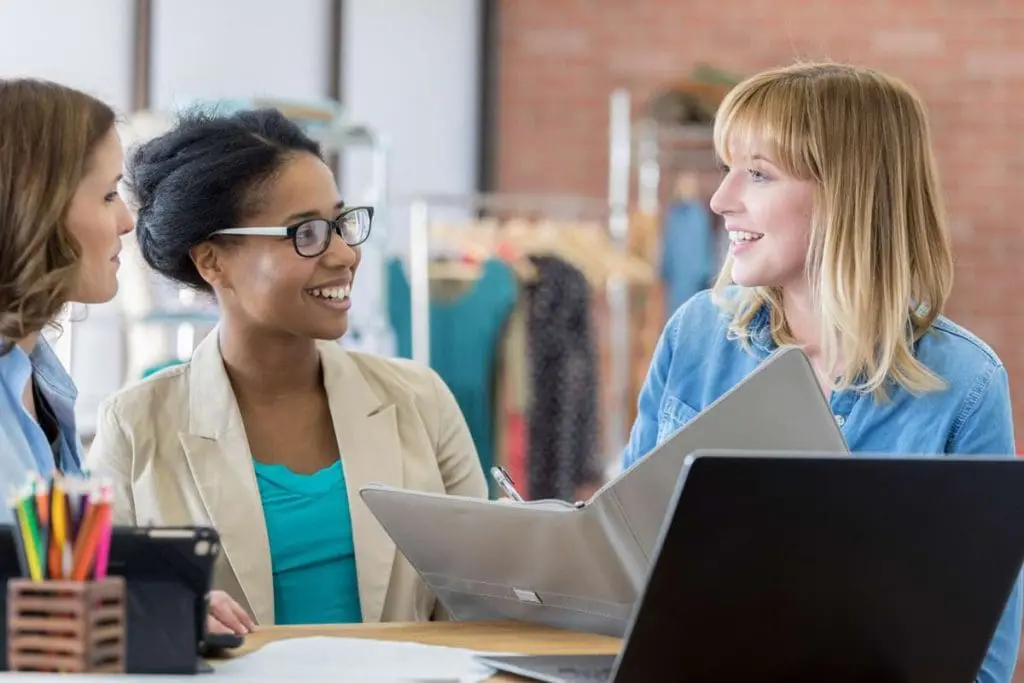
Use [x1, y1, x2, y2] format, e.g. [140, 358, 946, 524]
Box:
[490, 466, 524, 502]
[490, 466, 588, 508]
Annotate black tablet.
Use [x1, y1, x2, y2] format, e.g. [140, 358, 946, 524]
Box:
[0, 524, 228, 674]
[0, 526, 19, 671]
[112, 529, 218, 628]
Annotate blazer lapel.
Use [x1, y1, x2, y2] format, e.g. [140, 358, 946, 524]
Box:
[320, 342, 404, 623]
[180, 331, 275, 625]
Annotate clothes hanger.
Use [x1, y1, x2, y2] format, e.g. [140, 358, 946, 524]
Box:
[426, 221, 486, 281]
[559, 221, 657, 286]
[500, 219, 606, 288]
[674, 170, 701, 201]
[496, 218, 656, 288]
[429, 219, 538, 282]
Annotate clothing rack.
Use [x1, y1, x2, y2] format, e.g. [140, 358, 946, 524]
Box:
[626, 114, 718, 215]
[601, 91, 722, 466]
[405, 190, 637, 461]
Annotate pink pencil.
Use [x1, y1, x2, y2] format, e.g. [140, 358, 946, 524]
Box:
[91, 495, 114, 580]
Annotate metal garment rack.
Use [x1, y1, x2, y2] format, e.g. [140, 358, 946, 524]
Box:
[403, 91, 716, 460]
[629, 113, 723, 275]
[602, 95, 721, 464]
[630, 114, 718, 214]
[404, 91, 641, 460]
[405, 191, 612, 360]
[405, 187, 632, 462]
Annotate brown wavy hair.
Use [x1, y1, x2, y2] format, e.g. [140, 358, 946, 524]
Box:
[0, 79, 116, 355]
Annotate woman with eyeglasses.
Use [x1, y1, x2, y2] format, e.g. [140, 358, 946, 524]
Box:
[87, 109, 487, 631]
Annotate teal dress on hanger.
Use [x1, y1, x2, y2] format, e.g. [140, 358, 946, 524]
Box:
[387, 258, 518, 478]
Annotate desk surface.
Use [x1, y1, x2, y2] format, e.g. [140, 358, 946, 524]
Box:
[227, 621, 621, 681]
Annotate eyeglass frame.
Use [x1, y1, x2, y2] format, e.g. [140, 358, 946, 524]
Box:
[211, 206, 374, 258]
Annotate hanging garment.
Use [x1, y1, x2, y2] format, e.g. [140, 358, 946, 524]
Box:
[661, 200, 716, 316]
[494, 298, 532, 498]
[387, 258, 519, 478]
[524, 256, 602, 501]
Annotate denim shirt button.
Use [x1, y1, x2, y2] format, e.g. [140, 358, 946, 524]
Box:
[834, 414, 846, 427]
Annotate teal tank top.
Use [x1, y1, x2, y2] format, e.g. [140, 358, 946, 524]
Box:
[253, 460, 363, 625]
[387, 258, 518, 476]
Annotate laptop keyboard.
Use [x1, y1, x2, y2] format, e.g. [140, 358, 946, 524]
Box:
[481, 655, 615, 683]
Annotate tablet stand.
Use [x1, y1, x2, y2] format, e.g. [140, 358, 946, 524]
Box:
[123, 579, 206, 674]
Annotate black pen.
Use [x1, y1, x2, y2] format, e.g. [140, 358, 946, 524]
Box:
[489, 466, 524, 502]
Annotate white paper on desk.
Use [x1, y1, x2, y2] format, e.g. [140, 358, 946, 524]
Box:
[0, 638, 496, 683]
[213, 636, 496, 682]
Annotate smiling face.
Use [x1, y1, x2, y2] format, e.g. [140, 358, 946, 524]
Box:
[198, 151, 362, 340]
[65, 127, 135, 304]
[710, 136, 816, 292]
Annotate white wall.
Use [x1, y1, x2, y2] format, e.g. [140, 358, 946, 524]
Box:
[340, 0, 482, 356]
[150, 0, 333, 108]
[341, 0, 481, 213]
[0, 0, 482, 435]
[0, 1, 135, 106]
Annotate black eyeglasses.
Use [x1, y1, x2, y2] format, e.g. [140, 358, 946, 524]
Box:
[212, 206, 374, 257]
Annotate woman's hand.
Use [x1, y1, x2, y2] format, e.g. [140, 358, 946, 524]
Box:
[207, 590, 256, 635]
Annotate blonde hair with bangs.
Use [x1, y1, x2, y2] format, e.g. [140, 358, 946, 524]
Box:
[711, 62, 954, 400]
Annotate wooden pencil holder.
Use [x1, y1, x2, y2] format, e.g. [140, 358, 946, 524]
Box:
[6, 577, 126, 674]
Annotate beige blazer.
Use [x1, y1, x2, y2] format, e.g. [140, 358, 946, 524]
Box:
[85, 331, 487, 626]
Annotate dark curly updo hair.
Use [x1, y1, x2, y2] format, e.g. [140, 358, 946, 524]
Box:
[124, 108, 322, 292]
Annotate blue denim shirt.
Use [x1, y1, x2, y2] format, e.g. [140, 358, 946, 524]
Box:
[623, 289, 1021, 683]
[0, 338, 85, 524]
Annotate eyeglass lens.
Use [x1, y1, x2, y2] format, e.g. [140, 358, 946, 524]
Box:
[293, 208, 372, 256]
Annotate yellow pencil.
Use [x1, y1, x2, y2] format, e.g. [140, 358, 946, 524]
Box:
[50, 480, 68, 579]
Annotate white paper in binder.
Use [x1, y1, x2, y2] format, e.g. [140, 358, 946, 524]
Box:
[359, 347, 849, 638]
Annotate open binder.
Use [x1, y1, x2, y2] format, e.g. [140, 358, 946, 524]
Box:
[360, 347, 849, 637]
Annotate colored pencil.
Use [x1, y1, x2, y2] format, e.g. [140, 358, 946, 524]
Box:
[10, 474, 116, 582]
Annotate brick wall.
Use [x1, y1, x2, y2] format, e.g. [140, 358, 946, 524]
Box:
[494, 0, 1024, 437]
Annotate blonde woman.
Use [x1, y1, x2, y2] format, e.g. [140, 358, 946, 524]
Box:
[624, 62, 1020, 683]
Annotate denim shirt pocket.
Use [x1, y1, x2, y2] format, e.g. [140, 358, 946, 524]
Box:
[657, 395, 700, 445]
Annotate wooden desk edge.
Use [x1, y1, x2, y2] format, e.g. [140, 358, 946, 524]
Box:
[218, 621, 621, 682]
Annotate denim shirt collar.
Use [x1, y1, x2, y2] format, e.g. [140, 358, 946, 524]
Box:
[745, 304, 777, 358]
[744, 302, 909, 400]
[28, 337, 79, 403]
[0, 337, 84, 478]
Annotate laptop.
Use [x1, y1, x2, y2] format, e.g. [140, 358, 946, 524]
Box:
[477, 451, 1024, 683]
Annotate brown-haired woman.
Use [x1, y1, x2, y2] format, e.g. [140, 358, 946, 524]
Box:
[0, 78, 132, 496]
[0, 78, 254, 636]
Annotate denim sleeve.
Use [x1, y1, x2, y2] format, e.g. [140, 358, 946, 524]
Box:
[978, 580, 1023, 683]
[951, 364, 1021, 683]
[621, 305, 683, 470]
[952, 363, 1015, 457]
